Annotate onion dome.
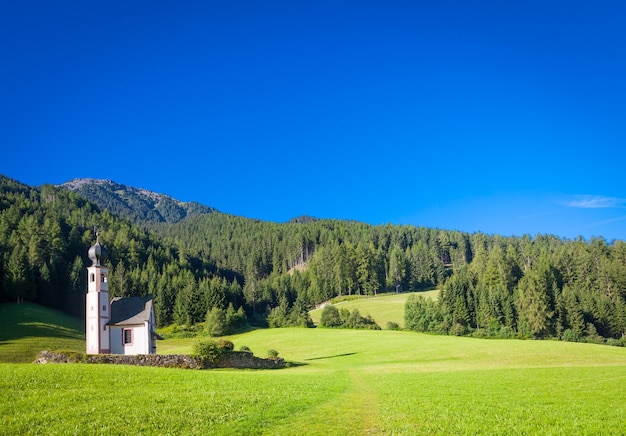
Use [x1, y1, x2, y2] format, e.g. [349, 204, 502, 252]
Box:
[88, 233, 108, 266]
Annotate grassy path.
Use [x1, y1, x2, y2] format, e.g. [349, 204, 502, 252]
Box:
[349, 370, 380, 435]
[266, 369, 380, 436]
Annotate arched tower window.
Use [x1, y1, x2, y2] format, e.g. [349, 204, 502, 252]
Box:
[90, 273, 95, 282]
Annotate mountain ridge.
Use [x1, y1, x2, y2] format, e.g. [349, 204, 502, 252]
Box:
[58, 178, 217, 225]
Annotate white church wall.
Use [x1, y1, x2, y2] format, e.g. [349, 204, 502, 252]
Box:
[110, 324, 150, 355]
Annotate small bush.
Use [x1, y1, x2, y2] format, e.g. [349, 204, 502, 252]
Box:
[562, 329, 582, 342]
[216, 339, 234, 351]
[386, 321, 400, 331]
[472, 328, 489, 338]
[496, 326, 516, 339]
[192, 337, 222, 362]
[239, 345, 252, 353]
[449, 323, 468, 336]
[267, 349, 279, 359]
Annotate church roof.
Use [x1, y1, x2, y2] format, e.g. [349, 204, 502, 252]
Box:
[109, 295, 154, 326]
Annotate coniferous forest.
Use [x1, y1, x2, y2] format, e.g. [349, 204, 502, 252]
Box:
[1, 175, 625, 345]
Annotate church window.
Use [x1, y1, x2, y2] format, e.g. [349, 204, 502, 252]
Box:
[90, 273, 95, 282]
[122, 329, 133, 345]
[102, 305, 107, 312]
[101, 273, 107, 283]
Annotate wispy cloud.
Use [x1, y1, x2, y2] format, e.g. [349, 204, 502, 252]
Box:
[587, 215, 626, 228]
[566, 195, 626, 209]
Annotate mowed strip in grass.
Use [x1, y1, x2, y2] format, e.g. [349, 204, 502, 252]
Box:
[309, 290, 439, 328]
[3, 327, 625, 434]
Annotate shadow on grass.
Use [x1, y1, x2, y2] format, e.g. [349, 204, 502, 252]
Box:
[0, 303, 85, 343]
[304, 352, 357, 361]
[0, 323, 84, 345]
[284, 361, 308, 368]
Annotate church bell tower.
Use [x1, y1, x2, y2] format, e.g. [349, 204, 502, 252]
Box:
[86, 233, 110, 354]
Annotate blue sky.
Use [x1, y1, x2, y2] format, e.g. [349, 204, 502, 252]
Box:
[2, 1, 625, 240]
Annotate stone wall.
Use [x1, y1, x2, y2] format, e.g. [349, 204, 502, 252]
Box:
[34, 350, 285, 370]
[206, 351, 285, 369]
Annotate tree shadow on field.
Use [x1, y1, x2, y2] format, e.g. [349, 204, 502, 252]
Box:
[284, 361, 308, 368]
[304, 352, 357, 361]
[0, 322, 84, 344]
[0, 303, 85, 343]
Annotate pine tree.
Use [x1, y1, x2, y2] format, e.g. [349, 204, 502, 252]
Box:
[5, 245, 32, 303]
[515, 265, 554, 338]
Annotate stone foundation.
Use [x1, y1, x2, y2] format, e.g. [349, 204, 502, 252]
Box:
[34, 350, 285, 370]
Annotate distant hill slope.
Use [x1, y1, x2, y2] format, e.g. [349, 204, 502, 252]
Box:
[58, 178, 217, 224]
[0, 303, 85, 363]
[309, 290, 440, 328]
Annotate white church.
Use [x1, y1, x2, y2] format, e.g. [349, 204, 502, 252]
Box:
[86, 235, 159, 355]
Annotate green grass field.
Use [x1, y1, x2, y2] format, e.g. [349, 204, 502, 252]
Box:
[309, 290, 439, 328]
[0, 303, 85, 363]
[2, 302, 626, 434]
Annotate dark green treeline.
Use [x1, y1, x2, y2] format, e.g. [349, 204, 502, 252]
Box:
[406, 234, 626, 342]
[1, 175, 625, 342]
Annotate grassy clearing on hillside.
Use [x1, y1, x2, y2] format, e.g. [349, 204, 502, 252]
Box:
[0, 303, 85, 363]
[309, 290, 439, 328]
[3, 328, 626, 434]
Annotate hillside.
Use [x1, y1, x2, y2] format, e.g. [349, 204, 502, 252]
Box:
[0, 303, 84, 363]
[309, 290, 440, 328]
[58, 178, 217, 224]
[1, 174, 626, 345]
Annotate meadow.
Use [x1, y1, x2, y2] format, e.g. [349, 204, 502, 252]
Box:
[0, 303, 85, 363]
[1, 303, 626, 434]
[308, 290, 439, 328]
